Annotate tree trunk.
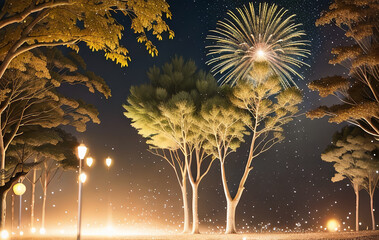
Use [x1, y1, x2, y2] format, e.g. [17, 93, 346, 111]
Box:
[11, 194, 14, 233]
[41, 172, 47, 230]
[191, 183, 199, 234]
[225, 200, 237, 234]
[370, 193, 375, 230]
[220, 162, 238, 234]
[0, 171, 28, 229]
[0, 189, 8, 230]
[30, 167, 36, 232]
[181, 174, 190, 233]
[354, 184, 359, 232]
[0, 129, 5, 187]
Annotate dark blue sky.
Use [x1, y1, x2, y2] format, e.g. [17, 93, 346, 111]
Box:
[18, 0, 377, 234]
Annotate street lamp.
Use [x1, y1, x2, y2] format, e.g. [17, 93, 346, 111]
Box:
[13, 182, 26, 236]
[86, 157, 94, 167]
[77, 144, 88, 240]
[105, 157, 112, 168]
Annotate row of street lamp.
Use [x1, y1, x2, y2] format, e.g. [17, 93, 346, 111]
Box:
[0, 143, 113, 239]
[77, 143, 112, 240]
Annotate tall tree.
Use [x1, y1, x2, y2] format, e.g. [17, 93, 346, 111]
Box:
[211, 62, 302, 234]
[321, 126, 379, 231]
[4, 126, 62, 229]
[0, 49, 110, 228]
[0, 48, 110, 186]
[200, 96, 249, 234]
[36, 128, 78, 232]
[0, 0, 174, 79]
[124, 57, 220, 233]
[307, 0, 379, 139]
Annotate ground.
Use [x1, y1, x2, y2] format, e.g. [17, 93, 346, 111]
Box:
[11, 231, 379, 240]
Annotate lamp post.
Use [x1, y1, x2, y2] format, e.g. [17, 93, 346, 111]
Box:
[77, 144, 88, 240]
[105, 157, 112, 232]
[13, 182, 26, 236]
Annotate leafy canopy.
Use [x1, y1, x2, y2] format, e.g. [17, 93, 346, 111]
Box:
[308, 0, 379, 139]
[0, 0, 174, 80]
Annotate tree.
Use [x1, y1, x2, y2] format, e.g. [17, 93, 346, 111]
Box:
[321, 126, 379, 231]
[124, 57, 220, 233]
[4, 126, 62, 229]
[0, 0, 174, 79]
[210, 62, 302, 234]
[200, 96, 249, 234]
[307, 0, 379, 139]
[0, 49, 110, 227]
[37, 128, 78, 232]
[0, 48, 110, 185]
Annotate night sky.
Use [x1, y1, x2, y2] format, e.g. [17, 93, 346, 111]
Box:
[10, 0, 378, 235]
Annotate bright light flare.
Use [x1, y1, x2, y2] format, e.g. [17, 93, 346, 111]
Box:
[39, 228, 46, 235]
[19, 231, 23, 236]
[0, 230, 9, 239]
[86, 157, 94, 167]
[79, 173, 87, 183]
[13, 182, 26, 196]
[327, 219, 339, 232]
[30, 227, 36, 234]
[77, 144, 87, 160]
[256, 49, 266, 59]
[106, 157, 112, 167]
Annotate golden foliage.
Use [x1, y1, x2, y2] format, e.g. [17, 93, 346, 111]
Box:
[0, 0, 173, 75]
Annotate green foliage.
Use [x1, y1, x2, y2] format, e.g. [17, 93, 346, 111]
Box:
[322, 126, 379, 187]
[200, 96, 250, 159]
[124, 56, 223, 151]
[230, 70, 302, 147]
[6, 126, 78, 177]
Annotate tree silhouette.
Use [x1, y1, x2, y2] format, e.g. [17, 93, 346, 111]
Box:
[307, 0, 379, 140]
[124, 57, 224, 233]
[322, 126, 379, 231]
[0, 49, 109, 227]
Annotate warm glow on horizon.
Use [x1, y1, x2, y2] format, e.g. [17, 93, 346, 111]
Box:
[0, 230, 9, 239]
[326, 219, 339, 232]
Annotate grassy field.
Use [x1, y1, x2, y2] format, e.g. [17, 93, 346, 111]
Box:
[10, 231, 379, 240]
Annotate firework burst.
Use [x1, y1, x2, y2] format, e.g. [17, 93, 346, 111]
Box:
[206, 3, 310, 87]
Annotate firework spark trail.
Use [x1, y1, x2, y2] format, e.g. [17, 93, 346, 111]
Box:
[206, 3, 311, 87]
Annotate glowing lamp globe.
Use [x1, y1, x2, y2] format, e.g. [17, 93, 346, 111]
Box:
[39, 228, 46, 235]
[0, 230, 9, 239]
[79, 173, 87, 183]
[77, 144, 87, 160]
[106, 157, 112, 167]
[13, 183, 26, 196]
[31, 227, 36, 234]
[326, 219, 339, 232]
[86, 157, 94, 167]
